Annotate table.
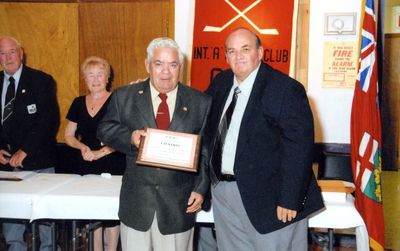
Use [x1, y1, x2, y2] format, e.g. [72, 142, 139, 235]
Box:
[30, 174, 122, 250]
[0, 173, 369, 251]
[309, 192, 369, 251]
[32, 174, 121, 221]
[0, 172, 79, 250]
[0, 172, 79, 219]
[0, 173, 118, 250]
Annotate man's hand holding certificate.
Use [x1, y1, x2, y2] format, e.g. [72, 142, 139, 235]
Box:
[136, 128, 201, 172]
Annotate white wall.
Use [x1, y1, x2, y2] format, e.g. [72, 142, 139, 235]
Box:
[308, 0, 361, 143]
[175, 0, 362, 144]
[174, 0, 195, 83]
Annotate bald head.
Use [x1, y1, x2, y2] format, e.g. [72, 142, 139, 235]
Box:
[225, 28, 262, 50]
[224, 28, 263, 82]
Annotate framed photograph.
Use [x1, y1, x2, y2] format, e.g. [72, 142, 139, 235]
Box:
[136, 128, 201, 172]
[324, 12, 356, 35]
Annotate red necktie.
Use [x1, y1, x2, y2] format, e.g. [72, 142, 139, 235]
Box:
[156, 93, 170, 130]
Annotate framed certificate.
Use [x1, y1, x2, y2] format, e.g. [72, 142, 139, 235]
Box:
[136, 128, 201, 172]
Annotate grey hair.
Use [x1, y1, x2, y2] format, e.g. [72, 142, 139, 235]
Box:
[146, 37, 184, 64]
[0, 36, 22, 49]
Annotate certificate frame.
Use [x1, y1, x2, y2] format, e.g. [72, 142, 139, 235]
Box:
[136, 128, 201, 172]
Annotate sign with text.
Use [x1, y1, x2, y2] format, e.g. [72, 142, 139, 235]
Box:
[190, 0, 298, 91]
[322, 41, 358, 88]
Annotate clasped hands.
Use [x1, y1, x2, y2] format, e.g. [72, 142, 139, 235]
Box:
[80, 146, 105, 161]
[0, 149, 27, 168]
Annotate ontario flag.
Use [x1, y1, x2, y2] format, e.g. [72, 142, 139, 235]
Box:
[350, 0, 385, 250]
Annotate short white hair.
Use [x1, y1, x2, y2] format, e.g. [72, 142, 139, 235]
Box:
[146, 37, 183, 64]
[0, 36, 22, 49]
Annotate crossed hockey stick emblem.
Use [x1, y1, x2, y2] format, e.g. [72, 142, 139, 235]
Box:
[203, 0, 279, 35]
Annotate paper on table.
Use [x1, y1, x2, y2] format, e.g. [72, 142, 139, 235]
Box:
[0, 171, 36, 181]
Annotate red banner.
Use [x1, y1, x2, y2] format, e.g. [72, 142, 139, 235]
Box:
[190, 0, 297, 91]
[350, 0, 384, 250]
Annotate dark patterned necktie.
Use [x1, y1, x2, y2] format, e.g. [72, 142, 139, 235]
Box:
[155, 93, 170, 130]
[211, 87, 241, 179]
[2, 76, 15, 124]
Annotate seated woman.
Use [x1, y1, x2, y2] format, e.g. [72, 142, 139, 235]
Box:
[64, 56, 125, 251]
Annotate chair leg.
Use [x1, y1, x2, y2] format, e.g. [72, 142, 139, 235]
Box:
[71, 220, 77, 251]
[63, 221, 69, 251]
[88, 223, 94, 251]
[50, 221, 56, 251]
[30, 220, 58, 251]
[31, 221, 36, 251]
[328, 228, 334, 251]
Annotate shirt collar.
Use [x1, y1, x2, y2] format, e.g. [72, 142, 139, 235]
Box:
[149, 80, 178, 101]
[4, 64, 23, 85]
[233, 63, 260, 95]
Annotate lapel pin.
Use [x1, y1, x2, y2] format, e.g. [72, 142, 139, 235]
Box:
[138, 90, 144, 95]
[183, 107, 188, 112]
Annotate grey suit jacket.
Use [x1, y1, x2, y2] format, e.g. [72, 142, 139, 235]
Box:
[97, 80, 211, 234]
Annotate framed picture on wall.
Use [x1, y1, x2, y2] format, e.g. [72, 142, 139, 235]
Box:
[324, 12, 356, 35]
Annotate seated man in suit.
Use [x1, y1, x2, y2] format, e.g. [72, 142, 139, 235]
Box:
[0, 36, 60, 251]
[97, 37, 211, 251]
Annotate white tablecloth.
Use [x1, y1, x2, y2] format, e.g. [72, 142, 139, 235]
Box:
[0, 173, 369, 250]
[309, 192, 369, 251]
[31, 175, 121, 220]
[0, 172, 79, 219]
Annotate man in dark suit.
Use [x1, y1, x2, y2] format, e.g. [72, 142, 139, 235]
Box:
[97, 37, 211, 251]
[0, 36, 60, 250]
[205, 28, 324, 250]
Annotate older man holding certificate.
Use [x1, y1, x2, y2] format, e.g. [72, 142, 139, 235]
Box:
[97, 37, 211, 251]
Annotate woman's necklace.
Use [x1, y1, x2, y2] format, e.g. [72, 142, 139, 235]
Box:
[88, 92, 108, 111]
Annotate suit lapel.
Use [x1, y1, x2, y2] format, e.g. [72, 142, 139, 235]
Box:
[216, 76, 234, 120]
[14, 66, 29, 108]
[135, 81, 157, 128]
[0, 73, 4, 115]
[169, 84, 188, 131]
[0, 68, 28, 119]
[242, 63, 269, 120]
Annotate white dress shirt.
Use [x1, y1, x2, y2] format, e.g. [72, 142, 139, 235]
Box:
[221, 64, 261, 175]
[149, 82, 178, 122]
[1, 65, 22, 122]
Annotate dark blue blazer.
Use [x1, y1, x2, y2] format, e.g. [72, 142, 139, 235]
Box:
[206, 62, 324, 234]
[0, 65, 59, 171]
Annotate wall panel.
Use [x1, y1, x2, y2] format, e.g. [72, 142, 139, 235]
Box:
[79, 1, 171, 94]
[0, 3, 79, 142]
[382, 34, 400, 170]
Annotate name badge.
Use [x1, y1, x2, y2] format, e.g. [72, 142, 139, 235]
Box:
[27, 104, 37, 114]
